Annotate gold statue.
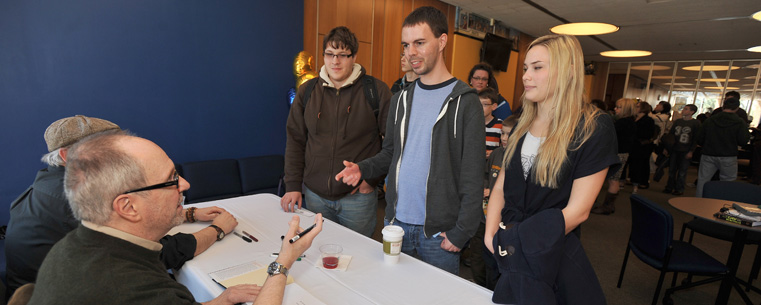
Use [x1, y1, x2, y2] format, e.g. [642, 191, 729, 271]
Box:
[293, 51, 319, 88]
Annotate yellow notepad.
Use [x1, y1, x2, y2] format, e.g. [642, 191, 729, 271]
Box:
[209, 261, 294, 288]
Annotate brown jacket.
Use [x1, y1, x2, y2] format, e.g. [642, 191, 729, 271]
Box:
[284, 64, 391, 200]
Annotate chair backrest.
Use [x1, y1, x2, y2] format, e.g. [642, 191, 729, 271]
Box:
[180, 159, 243, 204]
[238, 155, 284, 196]
[703, 181, 761, 205]
[629, 194, 673, 259]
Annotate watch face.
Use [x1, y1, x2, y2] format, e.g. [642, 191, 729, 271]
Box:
[268, 262, 277, 273]
[268, 261, 287, 277]
[218, 231, 225, 240]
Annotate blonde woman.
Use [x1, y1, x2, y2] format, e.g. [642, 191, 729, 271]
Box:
[591, 98, 638, 215]
[484, 35, 618, 304]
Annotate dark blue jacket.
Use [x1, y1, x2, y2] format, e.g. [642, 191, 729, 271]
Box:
[492, 209, 606, 305]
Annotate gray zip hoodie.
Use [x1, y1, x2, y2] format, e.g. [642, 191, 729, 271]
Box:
[357, 79, 485, 248]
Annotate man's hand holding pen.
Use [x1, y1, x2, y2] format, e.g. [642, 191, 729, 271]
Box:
[276, 214, 323, 269]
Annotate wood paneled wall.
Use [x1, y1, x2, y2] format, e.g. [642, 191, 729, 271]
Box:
[304, 0, 456, 87]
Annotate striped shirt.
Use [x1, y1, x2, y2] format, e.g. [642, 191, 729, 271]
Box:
[485, 117, 503, 155]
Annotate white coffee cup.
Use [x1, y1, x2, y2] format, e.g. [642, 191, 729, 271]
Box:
[381, 225, 404, 264]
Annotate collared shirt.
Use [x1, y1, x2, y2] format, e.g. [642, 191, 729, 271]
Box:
[81, 221, 162, 251]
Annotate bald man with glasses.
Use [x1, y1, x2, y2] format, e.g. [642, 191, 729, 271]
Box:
[5, 115, 237, 295]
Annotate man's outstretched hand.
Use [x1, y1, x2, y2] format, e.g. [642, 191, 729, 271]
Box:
[335, 160, 362, 187]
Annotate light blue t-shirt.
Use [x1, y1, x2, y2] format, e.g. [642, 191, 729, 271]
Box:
[396, 79, 457, 225]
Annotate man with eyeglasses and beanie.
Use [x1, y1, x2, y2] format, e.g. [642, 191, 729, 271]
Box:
[30, 130, 323, 304]
[281, 26, 391, 238]
[5, 115, 237, 296]
[336, 7, 485, 275]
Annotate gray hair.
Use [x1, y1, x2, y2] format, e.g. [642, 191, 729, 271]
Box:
[40, 148, 65, 167]
[64, 130, 147, 225]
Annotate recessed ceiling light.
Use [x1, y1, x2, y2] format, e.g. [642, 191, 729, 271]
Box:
[550, 22, 619, 35]
[664, 83, 694, 86]
[753, 10, 761, 21]
[682, 65, 740, 71]
[697, 78, 739, 82]
[651, 76, 685, 80]
[600, 50, 652, 57]
[630, 65, 670, 71]
[749, 46, 761, 53]
[704, 86, 740, 90]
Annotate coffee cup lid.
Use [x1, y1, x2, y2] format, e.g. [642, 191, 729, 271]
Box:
[382, 225, 404, 238]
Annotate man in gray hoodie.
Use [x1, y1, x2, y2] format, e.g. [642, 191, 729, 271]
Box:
[695, 97, 750, 197]
[335, 6, 484, 275]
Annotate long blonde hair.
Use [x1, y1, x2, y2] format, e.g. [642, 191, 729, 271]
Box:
[503, 34, 600, 188]
[616, 98, 638, 118]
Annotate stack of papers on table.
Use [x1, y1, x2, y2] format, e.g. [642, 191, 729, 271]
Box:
[733, 203, 761, 217]
[208, 261, 326, 305]
[715, 207, 761, 227]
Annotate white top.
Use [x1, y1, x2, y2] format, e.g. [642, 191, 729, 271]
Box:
[521, 131, 544, 180]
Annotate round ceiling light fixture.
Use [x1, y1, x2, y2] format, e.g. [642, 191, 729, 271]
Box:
[704, 86, 740, 90]
[600, 50, 652, 58]
[550, 22, 619, 35]
[697, 78, 739, 82]
[748, 46, 761, 53]
[682, 65, 740, 71]
[752, 10, 761, 21]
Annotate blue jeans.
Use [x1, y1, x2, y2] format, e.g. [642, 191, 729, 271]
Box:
[386, 219, 460, 275]
[303, 186, 377, 237]
[696, 155, 737, 197]
[666, 151, 691, 192]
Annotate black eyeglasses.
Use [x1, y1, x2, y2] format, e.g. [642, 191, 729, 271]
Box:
[471, 77, 488, 82]
[123, 170, 180, 194]
[324, 52, 353, 60]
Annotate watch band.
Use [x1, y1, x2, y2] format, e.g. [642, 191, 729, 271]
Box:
[208, 224, 224, 241]
[267, 261, 289, 278]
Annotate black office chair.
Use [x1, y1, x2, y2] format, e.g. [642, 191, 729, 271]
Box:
[680, 181, 761, 288]
[180, 159, 243, 204]
[618, 194, 728, 305]
[238, 155, 285, 196]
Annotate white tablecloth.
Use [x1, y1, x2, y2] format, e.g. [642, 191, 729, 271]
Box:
[169, 194, 495, 305]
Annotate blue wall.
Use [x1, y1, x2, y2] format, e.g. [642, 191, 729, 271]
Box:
[0, 1, 303, 224]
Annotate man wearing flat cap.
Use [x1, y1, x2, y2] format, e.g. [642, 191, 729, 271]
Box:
[695, 98, 751, 197]
[5, 115, 238, 295]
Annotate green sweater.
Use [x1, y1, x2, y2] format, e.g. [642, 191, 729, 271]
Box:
[29, 226, 200, 305]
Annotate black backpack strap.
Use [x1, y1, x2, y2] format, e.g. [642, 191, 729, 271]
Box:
[362, 75, 380, 119]
[301, 77, 320, 110]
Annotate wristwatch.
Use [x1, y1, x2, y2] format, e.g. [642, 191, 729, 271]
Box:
[267, 261, 289, 278]
[208, 224, 225, 241]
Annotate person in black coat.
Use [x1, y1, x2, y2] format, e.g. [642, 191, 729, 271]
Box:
[629, 102, 656, 193]
[591, 98, 637, 215]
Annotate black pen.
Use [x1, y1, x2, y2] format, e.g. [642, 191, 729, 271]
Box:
[233, 231, 252, 243]
[289, 223, 317, 243]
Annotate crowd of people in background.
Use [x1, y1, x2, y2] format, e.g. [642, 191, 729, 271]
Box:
[591, 90, 759, 216]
